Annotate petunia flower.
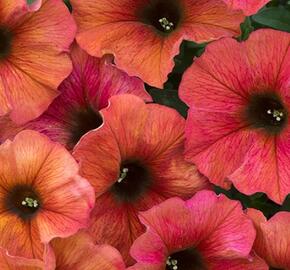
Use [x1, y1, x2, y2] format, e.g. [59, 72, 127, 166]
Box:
[128, 190, 268, 270]
[0, 44, 151, 150]
[0, 0, 76, 124]
[223, 0, 270, 15]
[51, 231, 126, 270]
[70, 0, 267, 88]
[179, 29, 290, 204]
[73, 94, 210, 264]
[247, 208, 290, 270]
[0, 130, 95, 267]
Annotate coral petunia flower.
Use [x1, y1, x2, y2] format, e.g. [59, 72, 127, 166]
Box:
[51, 231, 126, 270]
[223, 0, 270, 15]
[179, 29, 290, 204]
[0, 44, 151, 150]
[247, 209, 290, 270]
[0, 0, 76, 124]
[73, 94, 210, 264]
[70, 0, 267, 88]
[0, 130, 95, 267]
[128, 190, 268, 270]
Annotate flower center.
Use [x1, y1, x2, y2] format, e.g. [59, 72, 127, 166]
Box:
[245, 92, 288, 135]
[269, 267, 284, 270]
[110, 160, 151, 202]
[67, 106, 103, 149]
[0, 26, 12, 60]
[166, 248, 207, 270]
[138, 0, 183, 34]
[6, 184, 41, 220]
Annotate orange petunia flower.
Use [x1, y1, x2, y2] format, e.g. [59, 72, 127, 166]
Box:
[0, 130, 95, 268]
[0, 0, 76, 124]
[70, 0, 268, 87]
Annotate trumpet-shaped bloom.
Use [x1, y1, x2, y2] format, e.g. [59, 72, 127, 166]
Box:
[247, 209, 290, 270]
[128, 190, 267, 270]
[73, 94, 210, 264]
[179, 29, 290, 204]
[70, 0, 267, 87]
[51, 231, 126, 270]
[0, 45, 150, 150]
[0, 130, 95, 267]
[0, 0, 76, 124]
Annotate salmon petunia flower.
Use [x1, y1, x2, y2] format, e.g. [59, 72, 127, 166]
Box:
[51, 231, 126, 270]
[128, 190, 268, 270]
[179, 29, 290, 204]
[73, 94, 210, 265]
[70, 0, 267, 88]
[0, 130, 95, 267]
[0, 44, 151, 150]
[0, 0, 76, 124]
[247, 209, 290, 270]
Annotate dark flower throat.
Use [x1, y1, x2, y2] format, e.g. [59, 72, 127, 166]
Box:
[0, 26, 12, 60]
[245, 92, 288, 135]
[111, 160, 151, 202]
[67, 106, 103, 149]
[138, 0, 183, 34]
[166, 248, 207, 270]
[5, 184, 41, 220]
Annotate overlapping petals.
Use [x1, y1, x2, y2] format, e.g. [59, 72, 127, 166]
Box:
[69, 0, 267, 87]
[247, 209, 290, 269]
[128, 190, 267, 270]
[0, 44, 150, 150]
[0, 0, 76, 124]
[51, 231, 126, 270]
[0, 130, 95, 267]
[73, 94, 209, 264]
[179, 29, 290, 204]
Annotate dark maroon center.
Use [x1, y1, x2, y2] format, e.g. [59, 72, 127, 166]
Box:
[166, 248, 207, 270]
[269, 267, 284, 270]
[110, 160, 152, 202]
[67, 106, 103, 149]
[0, 26, 12, 59]
[5, 184, 41, 220]
[138, 0, 183, 34]
[245, 92, 288, 134]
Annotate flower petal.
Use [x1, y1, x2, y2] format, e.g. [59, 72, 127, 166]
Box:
[223, 0, 270, 15]
[247, 209, 290, 269]
[52, 231, 126, 270]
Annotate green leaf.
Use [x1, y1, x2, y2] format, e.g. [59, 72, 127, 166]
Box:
[63, 0, 72, 12]
[252, 6, 290, 32]
[147, 87, 188, 118]
[238, 17, 254, 41]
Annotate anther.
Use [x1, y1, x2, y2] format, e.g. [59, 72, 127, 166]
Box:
[266, 109, 285, 122]
[166, 256, 178, 270]
[158, 17, 174, 31]
[117, 168, 129, 183]
[21, 197, 39, 208]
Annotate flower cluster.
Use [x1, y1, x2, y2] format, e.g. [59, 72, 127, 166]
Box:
[0, 0, 289, 269]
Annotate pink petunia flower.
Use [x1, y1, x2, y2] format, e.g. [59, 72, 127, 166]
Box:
[0, 44, 151, 150]
[179, 29, 290, 204]
[128, 190, 268, 270]
[70, 0, 267, 88]
[0, 130, 95, 268]
[247, 208, 290, 270]
[73, 94, 210, 265]
[0, 0, 76, 124]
